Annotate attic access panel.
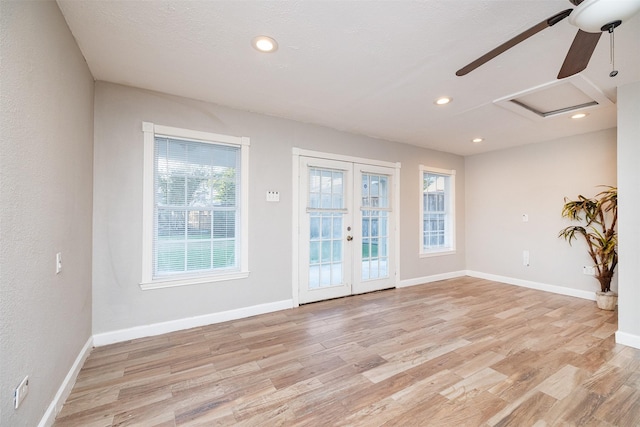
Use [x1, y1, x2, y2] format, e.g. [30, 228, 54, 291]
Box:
[494, 75, 613, 121]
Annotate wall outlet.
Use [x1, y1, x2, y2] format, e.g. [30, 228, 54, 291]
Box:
[14, 376, 29, 409]
[583, 266, 596, 276]
[523, 250, 530, 266]
[56, 252, 62, 274]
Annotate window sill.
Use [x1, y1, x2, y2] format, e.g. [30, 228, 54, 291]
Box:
[420, 249, 456, 258]
[140, 271, 250, 290]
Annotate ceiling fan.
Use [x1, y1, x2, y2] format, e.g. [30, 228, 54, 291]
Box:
[456, 0, 640, 79]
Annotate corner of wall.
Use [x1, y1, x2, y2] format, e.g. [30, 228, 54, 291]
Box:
[38, 337, 94, 427]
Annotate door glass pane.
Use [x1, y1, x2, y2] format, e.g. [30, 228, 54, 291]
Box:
[362, 175, 370, 207]
[308, 167, 345, 289]
[309, 169, 320, 208]
[332, 240, 342, 262]
[322, 217, 331, 239]
[310, 169, 321, 193]
[309, 211, 344, 288]
[332, 216, 342, 238]
[309, 261, 320, 288]
[361, 173, 390, 281]
[362, 174, 389, 208]
[331, 171, 344, 196]
[310, 192, 320, 209]
[310, 216, 320, 239]
[310, 240, 320, 264]
[321, 240, 331, 261]
[331, 263, 342, 285]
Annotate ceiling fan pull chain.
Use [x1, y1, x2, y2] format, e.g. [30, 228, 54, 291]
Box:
[609, 25, 618, 77]
[609, 27, 614, 65]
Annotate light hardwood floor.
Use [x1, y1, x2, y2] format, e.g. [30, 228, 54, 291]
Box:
[54, 277, 640, 426]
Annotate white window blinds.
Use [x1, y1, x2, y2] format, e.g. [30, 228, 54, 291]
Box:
[153, 135, 240, 278]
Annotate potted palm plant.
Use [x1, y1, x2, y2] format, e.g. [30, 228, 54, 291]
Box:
[559, 186, 618, 310]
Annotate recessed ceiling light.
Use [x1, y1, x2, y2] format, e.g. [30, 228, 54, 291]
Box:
[571, 112, 588, 119]
[435, 97, 452, 105]
[252, 36, 278, 53]
[472, 137, 484, 143]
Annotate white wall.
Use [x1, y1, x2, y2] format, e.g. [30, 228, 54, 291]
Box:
[616, 81, 640, 349]
[92, 82, 465, 336]
[465, 129, 617, 295]
[0, 1, 94, 425]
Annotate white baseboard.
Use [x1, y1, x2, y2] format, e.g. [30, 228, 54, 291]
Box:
[93, 299, 294, 347]
[399, 270, 595, 302]
[398, 270, 466, 288]
[38, 336, 93, 427]
[465, 270, 596, 301]
[615, 331, 640, 350]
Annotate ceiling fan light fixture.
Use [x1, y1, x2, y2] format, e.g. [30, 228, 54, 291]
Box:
[252, 36, 278, 53]
[435, 97, 452, 105]
[568, 0, 640, 33]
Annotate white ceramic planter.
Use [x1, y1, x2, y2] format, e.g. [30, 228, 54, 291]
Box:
[595, 291, 618, 311]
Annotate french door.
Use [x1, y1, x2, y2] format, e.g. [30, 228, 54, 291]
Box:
[297, 155, 397, 304]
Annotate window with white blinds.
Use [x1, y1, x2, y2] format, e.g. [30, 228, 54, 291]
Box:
[141, 123, 249, 289]
[420, 165, 456, 256]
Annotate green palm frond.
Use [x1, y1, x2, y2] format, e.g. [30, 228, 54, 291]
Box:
[559, 186, 617, 293]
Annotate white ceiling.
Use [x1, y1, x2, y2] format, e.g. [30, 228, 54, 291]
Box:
[56, 0, 640, 156]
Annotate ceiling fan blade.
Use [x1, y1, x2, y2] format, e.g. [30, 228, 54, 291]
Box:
[557, 30, 602, 79]
[456, 9, 573, 76]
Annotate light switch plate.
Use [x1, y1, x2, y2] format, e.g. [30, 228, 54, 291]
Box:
[266, 191, 280, 202]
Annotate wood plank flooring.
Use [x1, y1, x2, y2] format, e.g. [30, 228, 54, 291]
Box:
[54, 277, 640, 426]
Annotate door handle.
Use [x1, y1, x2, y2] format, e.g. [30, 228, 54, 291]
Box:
[346, 235, 353, 241]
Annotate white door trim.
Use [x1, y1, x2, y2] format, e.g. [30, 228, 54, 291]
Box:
[292, 148, 401, 307]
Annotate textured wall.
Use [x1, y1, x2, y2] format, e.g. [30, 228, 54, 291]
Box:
[0, 1, 94, 425]
[617, 82, 640, 346]
[92, 81, 466, 335]
[465, 129, 617, 292]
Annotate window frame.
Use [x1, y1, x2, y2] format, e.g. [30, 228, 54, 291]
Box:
[140, 122, 250, 290]
[419, 165, 456, 257]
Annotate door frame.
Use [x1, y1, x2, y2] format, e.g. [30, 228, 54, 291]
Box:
[291, 148, 401, 306]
